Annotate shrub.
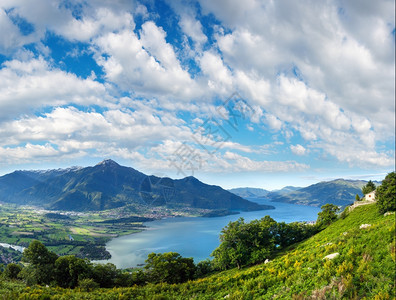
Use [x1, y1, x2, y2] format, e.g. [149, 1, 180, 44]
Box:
[4, 263, 22, 280]
[145, 252, 196, 284]
[79, 278, 99, 292]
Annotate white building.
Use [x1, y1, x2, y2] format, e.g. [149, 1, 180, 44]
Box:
[364, 190, 376, 202]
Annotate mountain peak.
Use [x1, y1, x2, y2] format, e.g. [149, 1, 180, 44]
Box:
[96, 159, 120, 167]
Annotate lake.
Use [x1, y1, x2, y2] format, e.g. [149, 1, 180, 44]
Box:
[102, 198, 320, 268]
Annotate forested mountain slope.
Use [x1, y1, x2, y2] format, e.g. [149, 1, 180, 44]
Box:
[0, 160, 271, 213]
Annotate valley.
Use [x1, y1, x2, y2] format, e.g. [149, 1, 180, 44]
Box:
[0, 202, 248, 262]
[0, 160, 380, 263]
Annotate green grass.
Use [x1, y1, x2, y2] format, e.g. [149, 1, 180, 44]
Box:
[1, 203, 394, 299]
[0, 204, 145, 259]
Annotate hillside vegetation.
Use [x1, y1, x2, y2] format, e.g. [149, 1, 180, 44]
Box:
[1, 202, 394, 299]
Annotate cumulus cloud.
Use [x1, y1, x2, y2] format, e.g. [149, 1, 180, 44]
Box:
[0, 0, 394, 177]
[0, 55, 106, 121]
[93, 22, 202, 100]
[179, 16, 207, 46]
[0, 106, 194, 149]
[210, 0, 394, 138]
[0, 0, 136, 46]
[200, 51, 233, 93]
[290, 144, 307, 156]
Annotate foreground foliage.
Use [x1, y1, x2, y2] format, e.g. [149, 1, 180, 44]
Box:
[0, 202, 394, 299]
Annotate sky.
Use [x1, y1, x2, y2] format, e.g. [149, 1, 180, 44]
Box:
[0, 0, 394, 190]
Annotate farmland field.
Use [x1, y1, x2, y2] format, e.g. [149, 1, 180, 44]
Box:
[0, 204, 148, 261]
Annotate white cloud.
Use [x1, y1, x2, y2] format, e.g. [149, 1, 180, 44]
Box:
[208, 0, 394, 139]
[0, 105, 194, 158]
[199, 0, 260, 29]
[290, 144, 307, 156]
[179, 16, 207, 46]
[58, 7, 135, 41]
[0, 8, 31, 54]
[200, 51, 233, 93]
[0, 56, 106, 121]
[94, 23, 202, 100]
[220, 151, 309, 173]
[0, 0, 394, 175]
[0, 0, 136, 45]
[0, 143, 86, 164]
[316, 143, 394, 168]
[135, 142, 308, 175]
[264, 114, 282, 131]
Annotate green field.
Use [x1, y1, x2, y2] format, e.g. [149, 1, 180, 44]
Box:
[0, 201, 241, 262]
[0, 204, 147, 261]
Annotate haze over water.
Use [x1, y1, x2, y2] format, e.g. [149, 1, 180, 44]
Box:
[104, 198, 321, 268]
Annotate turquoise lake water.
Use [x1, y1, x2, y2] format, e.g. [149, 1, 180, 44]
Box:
[102, 198, 320, 268]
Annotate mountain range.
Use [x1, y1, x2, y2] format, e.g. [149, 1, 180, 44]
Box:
[228, 187, 270, 198]
[0, 160, 272, 213]
[231, 179, 381, 207]
[271, 179, 378, 207]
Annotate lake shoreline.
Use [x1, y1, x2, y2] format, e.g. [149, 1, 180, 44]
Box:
[98, 198, 320, 268]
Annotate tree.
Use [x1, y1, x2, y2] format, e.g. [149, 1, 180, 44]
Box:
[129, 269, 148, 286]
[376, 172, 396, 214]
[23, 240, 58, 266]
[274, 221, 317, 248]
[362, 180, 376, 195]
[195, 259, 214, 277]
[145, 252, 196, 284]
[54, 255, 91, 288]
[355, 194, 361, 202]
[211, 218, 252, 270]
[212, 216, 276, 270]
[316, 204, 340, 229]
[91, 263, 119, 288]
[22, 240, 58, 284]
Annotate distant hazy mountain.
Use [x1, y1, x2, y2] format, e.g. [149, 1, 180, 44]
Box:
[228, 187, 270, 198]
[267, 179, 370, 207]
[0, 160, 272, 213]
[270, 186, 302, 194]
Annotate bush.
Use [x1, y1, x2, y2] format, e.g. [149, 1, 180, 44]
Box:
[4, 263, 22, 280]
[195, 259, 214, 277]
[145, 252, 196, 284]
[91, 263, 119, 288]
[130, 269, 148, 286]
[54, 255, 92, 288]
[79, 278, 99, 292]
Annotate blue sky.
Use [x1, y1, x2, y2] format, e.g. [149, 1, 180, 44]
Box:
[0, 0, 394, 190]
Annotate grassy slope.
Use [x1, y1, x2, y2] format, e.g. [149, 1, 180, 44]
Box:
[1, 204, 395, 299]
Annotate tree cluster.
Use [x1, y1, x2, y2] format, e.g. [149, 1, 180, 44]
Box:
[211, 216, 317, 270]
[362, 180, 376, 195]
[376, 172, 395, 214]
[2, 240, 214, 288]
